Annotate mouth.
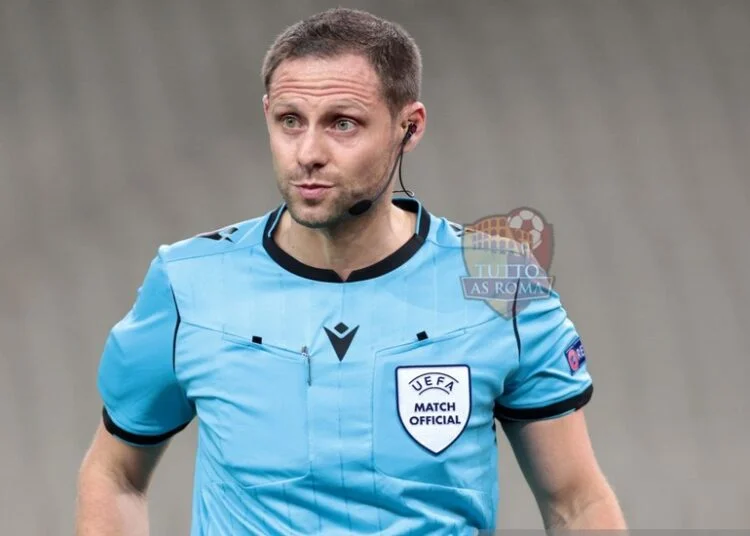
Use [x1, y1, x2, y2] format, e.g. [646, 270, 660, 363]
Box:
[294, 182, 333, 201]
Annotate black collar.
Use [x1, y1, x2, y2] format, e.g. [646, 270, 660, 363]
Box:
[262, 198, 430, 283]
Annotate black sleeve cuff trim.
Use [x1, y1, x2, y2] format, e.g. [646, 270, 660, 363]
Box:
[102, 407, 190, 446]
[494, 383, 593, 422]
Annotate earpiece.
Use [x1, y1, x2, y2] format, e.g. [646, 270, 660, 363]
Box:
[404, 122, 417, 141]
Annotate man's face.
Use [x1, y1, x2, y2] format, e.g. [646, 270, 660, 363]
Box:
[263, 53, 403, 229]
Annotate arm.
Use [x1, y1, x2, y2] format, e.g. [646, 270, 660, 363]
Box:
[502, 410, 626, 531]
[76, 250, 195, 534]
[494, 252, 625, 530]
[76, 422, 169, 536]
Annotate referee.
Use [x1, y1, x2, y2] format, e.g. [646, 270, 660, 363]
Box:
[75, 8, 626, 535]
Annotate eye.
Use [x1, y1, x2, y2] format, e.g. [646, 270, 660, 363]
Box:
[334, 118, 356, 131]
[281, 115, 300, 129]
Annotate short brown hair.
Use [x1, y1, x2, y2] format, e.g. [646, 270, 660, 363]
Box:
[261, 8, 422, 117]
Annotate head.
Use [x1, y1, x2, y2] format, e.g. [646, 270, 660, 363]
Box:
[261, 8, 426, 229]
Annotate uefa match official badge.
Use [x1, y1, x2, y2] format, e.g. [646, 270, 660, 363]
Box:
[460, 207, 555, 318]
[396, 365, 471, 455]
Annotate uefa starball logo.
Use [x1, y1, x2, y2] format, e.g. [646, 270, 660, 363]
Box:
[460, 207, 555, 318]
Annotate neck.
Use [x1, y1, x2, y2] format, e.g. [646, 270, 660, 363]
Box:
[276, 200, 416, 281]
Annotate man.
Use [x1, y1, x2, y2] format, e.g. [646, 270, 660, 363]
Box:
[76, 7, 626, 535]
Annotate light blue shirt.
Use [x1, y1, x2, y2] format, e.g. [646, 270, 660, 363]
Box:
[98, 198, 593, 535]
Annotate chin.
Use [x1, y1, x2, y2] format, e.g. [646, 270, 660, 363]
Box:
[287, 203, 346, 229]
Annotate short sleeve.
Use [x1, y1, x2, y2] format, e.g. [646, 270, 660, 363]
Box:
[494, 286, 593, 422]
[97, 249, 195, 446]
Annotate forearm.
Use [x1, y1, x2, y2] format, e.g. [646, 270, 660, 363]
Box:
[76, 465, 150, 536]
[542, 486, 627, 532]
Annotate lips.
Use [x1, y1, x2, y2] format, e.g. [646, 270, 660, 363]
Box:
[295, 182, 332, 189]
[295, 183, 332, 201]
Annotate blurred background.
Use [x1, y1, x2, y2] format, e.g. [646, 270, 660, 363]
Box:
[1, 0, 749, 533]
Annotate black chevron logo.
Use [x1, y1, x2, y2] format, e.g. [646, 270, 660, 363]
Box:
[324, 322, 359, 361]
[197, 226, 238, 242]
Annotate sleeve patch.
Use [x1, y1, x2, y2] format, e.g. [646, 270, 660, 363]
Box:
[565, 337, 586, 374]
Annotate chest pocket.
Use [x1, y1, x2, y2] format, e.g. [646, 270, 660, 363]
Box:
[213, 330, 311, 488]
[372, 323, 502, 493]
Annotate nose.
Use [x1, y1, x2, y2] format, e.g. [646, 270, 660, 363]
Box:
[296, 129, 328, 174]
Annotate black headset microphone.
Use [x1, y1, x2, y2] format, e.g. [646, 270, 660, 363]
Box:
[347, 122, 417, 217]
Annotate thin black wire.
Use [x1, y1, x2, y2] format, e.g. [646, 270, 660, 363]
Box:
[392, 136, 415, 198]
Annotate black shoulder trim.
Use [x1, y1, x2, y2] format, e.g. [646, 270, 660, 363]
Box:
[494, 383, 593, 422]
[102, 407, 190, 446]
[512, 279, 521, 358]
[197, 226, 238, 242]
[171, 288, 180, 372]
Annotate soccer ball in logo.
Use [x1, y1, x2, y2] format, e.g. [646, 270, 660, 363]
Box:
[508, 208, 545, 251]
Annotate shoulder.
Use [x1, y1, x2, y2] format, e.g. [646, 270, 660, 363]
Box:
[429, 212, 533, 256]
[425, 214, 474, 248]
[426, 213, 519, 252]
[157, 210, 274, 265]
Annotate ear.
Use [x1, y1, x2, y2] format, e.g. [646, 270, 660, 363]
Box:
[401, 102, 427, 153]
[262, 94, 270, 118]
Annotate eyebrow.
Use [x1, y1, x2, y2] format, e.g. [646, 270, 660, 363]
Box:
[271, 100, 369, 115]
